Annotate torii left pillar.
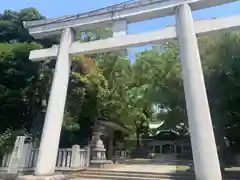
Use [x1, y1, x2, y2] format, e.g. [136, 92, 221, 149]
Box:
[35, 28, 74, 176]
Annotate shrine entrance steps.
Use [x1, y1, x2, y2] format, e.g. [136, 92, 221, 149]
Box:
[68, 156, 239, 180]
[69, 156, 195, 180]
[70, 169, 195, 180]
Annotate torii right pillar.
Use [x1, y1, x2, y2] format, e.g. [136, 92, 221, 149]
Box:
[175, 4, 222, 180]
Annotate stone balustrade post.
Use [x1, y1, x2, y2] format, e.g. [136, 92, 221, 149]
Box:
[7, 136, 26, 174]
[19, 143, 32, 170]
[70, 145, 80, 169]
[84, 146, 90, 167]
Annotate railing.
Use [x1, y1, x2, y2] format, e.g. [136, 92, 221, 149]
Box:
[0, 153, 11, 171]
[56, 148, 72, 169]
[0, 144, 90, 172]
[28, 148, 38, 168]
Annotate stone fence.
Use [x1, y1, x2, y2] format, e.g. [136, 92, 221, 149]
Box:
[115, 150, 131, 158]
[0, 143, 90, 172]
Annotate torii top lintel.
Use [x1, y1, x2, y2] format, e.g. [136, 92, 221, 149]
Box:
[23, 0, 236, 38]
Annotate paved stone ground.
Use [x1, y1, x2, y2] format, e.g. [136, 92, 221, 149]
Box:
[70, 155, 193, 179]
[111, 154, 177, 174]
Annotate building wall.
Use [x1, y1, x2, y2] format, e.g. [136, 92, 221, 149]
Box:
[148, 140, 191, 154]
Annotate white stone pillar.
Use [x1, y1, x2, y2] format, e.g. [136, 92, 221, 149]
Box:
[35, 28, 75, 176]
[175, 4, 222, 180]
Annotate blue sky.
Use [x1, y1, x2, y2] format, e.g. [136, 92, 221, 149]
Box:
[1, 0, 240, 58]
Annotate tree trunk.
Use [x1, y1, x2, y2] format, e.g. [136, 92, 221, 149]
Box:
[136, 129, 140, 149]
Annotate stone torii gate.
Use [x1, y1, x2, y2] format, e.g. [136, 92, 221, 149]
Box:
[22, 0, 239, 180]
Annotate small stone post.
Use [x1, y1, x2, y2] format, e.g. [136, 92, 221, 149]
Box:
[8, 136, 26, 175]
[84, 146, 90, 167]
[70, 145, 80, 169]
[18, 143, 32, 171]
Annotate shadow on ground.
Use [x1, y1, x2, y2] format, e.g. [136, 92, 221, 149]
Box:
[176, 160, 240, 180]
[110, 157, 196, 179]
[113, 157, 240, 180]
